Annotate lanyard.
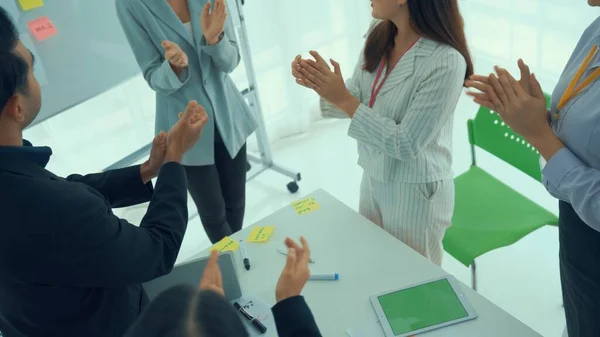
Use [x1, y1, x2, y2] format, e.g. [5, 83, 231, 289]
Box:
[556, 44, 600, 117]
[369, 38, 420, 108]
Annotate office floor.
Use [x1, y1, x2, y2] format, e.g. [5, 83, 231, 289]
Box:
[21, 1, 600, 336]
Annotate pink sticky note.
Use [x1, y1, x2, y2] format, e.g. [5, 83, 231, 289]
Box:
[28, 17, 57, 41]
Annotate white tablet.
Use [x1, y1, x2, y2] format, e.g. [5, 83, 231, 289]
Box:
[369, 275, 477, 337]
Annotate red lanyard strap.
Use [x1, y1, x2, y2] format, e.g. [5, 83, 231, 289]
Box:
[369, 37, 420, 108]
[369, 60, 390, 108]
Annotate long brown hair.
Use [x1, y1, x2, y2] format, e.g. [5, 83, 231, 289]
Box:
[363, 0, 473, 81]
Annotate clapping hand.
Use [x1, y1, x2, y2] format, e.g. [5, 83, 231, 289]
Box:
[162, 40, 188, 69]
[484, 66, 549, 142]
[296, 51, 349, 107]
[199, 250, 225, 296]
[165, 100, 208, 162]
[201, 0, 227, 45]
[275, 237, 311, 303]
[466, 59, 550, 142]
[291, 55, 309, 88]
[465, 59, 532, 111]
[140, 131, 168, 183]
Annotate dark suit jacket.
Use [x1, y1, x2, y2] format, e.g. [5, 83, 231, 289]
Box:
[0, 142, 189, 337]
[272, 296, 322, 337]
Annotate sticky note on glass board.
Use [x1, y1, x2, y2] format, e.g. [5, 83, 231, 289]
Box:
[211, 236, 239, 253]
[28, 17, 57, 41]
[247, 226, 275, 243]
[291, 197, 320, 215]
[19, 0, 44, 11]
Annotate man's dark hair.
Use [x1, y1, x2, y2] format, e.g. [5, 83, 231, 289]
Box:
[0, 6, 29, 114]
[124, 285, 249, 337]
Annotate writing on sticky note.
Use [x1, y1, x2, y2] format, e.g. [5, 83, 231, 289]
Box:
[28, 17, 57, 41]
[19, 0, 44, 11]
[247, 225, 275, 243]
[211, 236, 239, 253]
[292, 197, 320, 215]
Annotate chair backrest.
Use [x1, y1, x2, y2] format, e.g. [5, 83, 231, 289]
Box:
[467, 94, 551, 182]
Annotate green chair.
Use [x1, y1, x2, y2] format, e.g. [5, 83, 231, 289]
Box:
[443, 96, 558, 291]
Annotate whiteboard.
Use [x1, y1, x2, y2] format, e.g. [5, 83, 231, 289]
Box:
[1, 0, 141, 125]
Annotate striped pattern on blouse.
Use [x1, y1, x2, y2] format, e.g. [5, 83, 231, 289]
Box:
[321, 32, 467, 183]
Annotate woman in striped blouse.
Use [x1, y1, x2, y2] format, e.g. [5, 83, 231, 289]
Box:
[291, 0, 473, 265]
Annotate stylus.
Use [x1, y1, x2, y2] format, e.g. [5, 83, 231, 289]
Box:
[234, 301, 267, 333]
[239, 240, 250, 270]
[277, 248, 315, 263]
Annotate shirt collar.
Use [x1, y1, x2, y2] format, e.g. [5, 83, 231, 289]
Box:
[0, 139, 53, 168]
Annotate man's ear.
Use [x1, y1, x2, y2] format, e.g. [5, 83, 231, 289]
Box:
[1, 95, 25, 123]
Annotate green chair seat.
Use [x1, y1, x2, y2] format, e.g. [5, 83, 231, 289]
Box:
[443, 95, 557, 290]
[444, 166, 558, 267]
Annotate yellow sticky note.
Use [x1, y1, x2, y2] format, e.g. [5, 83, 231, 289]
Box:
[247, 225, 275, 243]
[19, 0, 44, 11]
[291, 197, 320, 215]
[211, 236, 239, 253]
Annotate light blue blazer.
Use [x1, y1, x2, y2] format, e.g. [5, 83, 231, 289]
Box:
[116, 0, 258, 166]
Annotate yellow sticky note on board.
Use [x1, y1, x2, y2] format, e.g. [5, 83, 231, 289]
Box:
[247, 225, 275, 243]
[19, 0, 44, 11]
[211, 236, 239, 253]
[292, 197, 320, 215]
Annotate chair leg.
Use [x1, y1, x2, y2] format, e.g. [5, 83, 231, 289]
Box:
[471, 260, 478, 291]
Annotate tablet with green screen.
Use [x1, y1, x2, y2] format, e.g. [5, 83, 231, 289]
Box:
[369, 275, 477, 337]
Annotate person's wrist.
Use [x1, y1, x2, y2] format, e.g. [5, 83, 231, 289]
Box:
[164, 147, 183, 164]
[169, 63, 185, 77]
[529, 126, 564, 161]
[276, 292, 293, 303]
[275, 286, 301, 303]
[139, 161, 157, 184]
[336, 92, 360, 117]
[205, 34, 219, 45]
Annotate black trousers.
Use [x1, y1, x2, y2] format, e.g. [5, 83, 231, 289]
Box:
[559, 201, 600, 337]
[184, 129, 246, 244]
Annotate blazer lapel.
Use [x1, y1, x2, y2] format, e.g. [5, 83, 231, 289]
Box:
[141, 0, 195, 48]
[377, 38, 438, 96]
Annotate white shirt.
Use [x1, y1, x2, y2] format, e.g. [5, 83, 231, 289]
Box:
[183, 21, 193, 37]
[321, 34, 466, 183]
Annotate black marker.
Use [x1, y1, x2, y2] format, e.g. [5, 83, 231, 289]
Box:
[240, 240, 250, 270]
[234, 301, 267, 334]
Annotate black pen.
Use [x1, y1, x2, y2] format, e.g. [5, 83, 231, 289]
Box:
[240, 240, 250, 270]
[233, 302, 267, 333]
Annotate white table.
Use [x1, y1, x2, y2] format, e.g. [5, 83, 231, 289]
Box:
[189, 189, 541, 337]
